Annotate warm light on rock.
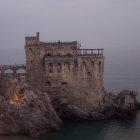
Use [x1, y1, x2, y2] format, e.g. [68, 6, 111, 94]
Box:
[9, 95, 25, 105]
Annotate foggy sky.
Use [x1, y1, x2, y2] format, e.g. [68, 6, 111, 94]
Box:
[0, 0, 140, 50]
[0, 0, 140, 92]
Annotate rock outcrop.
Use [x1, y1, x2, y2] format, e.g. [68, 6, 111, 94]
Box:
[45, 86, 139, 121]
[0, 77, 62, 137]
[0, 77, 139, 137]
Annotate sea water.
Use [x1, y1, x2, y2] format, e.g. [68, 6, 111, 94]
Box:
[1, 114, 140, 140]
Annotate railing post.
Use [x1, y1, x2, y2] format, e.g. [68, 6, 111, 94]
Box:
[13, 70, 17, 75]
[91, 49, 93, 55]
[79, 49, 81, 55]
[85, 50, 87, 55]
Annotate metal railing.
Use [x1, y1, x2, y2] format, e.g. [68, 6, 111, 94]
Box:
[0, 64, 26, 77]
[0, 73, 26, 77]
[0, 64, 26, 68]
[77, 49, 103, 55]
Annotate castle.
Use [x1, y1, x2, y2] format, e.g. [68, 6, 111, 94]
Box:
[0, 32, 105, 100]
[25, 32, 105, 100]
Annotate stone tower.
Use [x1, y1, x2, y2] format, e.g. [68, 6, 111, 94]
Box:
[25, 32, 105, 101]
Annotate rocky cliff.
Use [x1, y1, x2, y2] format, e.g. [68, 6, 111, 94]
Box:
[46, 87, 138, 120]
[0, 77, 62, 137]
[0, 77, 139, 137]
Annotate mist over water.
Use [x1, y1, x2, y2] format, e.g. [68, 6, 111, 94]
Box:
[104, 47, 140, 94]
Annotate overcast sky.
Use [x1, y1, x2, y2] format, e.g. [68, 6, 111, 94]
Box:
[0, 0, 140, 92]
[0, 0, 140, 49]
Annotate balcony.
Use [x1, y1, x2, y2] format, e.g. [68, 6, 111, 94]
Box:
[77, 49, 103, 55]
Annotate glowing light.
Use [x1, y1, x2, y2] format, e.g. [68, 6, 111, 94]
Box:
[9, 95, 25, 105]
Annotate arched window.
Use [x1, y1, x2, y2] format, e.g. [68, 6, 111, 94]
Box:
[99, 61, 101, 66]
[29, 48, 33, 53]
[66, 53, 71, 56]
[81, 61, 87, 71]
[61, 82, 67, 85]
[48, 63, 53, 73]
[99, 61, 102, 72]
[57, 63, 61, 73]
[73, 61, 78, 71]
[46, 81, 51, 86]
[66, 62, 70, 71]
[47, 53, 52, 56]
[91, 61, 95, 67]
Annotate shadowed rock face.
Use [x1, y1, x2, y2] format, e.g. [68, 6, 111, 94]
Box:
[46, 87, 139, 121]
[0, 77, 62, 137]
[0, 77, 139, 137]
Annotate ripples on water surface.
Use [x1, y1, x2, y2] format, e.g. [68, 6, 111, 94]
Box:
[1, 113, 140, 140]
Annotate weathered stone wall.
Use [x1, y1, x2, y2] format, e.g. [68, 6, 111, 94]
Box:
[25, 33, 105, 104]
[44, 55, 104, 100]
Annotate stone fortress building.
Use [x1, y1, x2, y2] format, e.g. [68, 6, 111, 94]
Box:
[0, 32, 105, 103]
[25, 32, 105, 101]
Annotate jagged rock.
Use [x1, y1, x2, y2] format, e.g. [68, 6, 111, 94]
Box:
[0, 77, 62, 137]
[113, 90, 138, 116]
[116, 90, 137, 110]
[55, 89, 139, 120]
[100, 90, 138, 117]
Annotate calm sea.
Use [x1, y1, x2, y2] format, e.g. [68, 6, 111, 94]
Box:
[0, 48, 140, 140]
[1, 114, 140, 140]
